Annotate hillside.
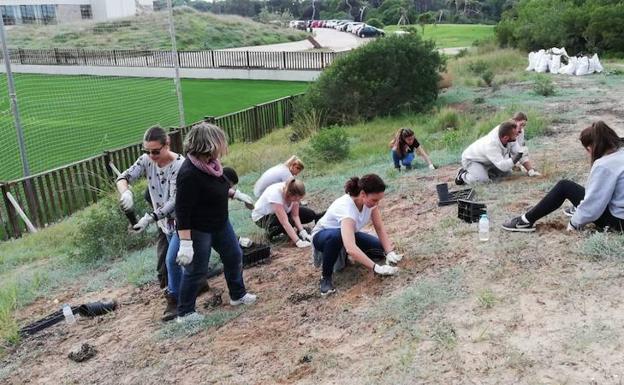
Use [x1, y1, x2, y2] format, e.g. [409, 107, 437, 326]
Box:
[5, 7, 307, 50]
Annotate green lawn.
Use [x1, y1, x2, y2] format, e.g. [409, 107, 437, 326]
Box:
[0, 75, 308, 180]
[384, 24, 495, 48]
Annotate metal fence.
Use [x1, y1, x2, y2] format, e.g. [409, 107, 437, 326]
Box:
[0, 93, 303, 241]
[2, 48, 343, 70]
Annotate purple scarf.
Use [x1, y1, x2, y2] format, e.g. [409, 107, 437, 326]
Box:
[188, 154, 223, 177]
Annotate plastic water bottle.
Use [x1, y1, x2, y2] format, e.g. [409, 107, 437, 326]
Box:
[479, 214, 489, 242]
[62, 304, 76, 325]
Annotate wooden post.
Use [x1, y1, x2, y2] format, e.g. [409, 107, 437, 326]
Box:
[282, 51, 286, 69]
[169, 130, 183, 153]
[253, 105, 260, 141]
[23, 179, 41, 228]
[246, 51, 250, 68]
[1, 184, 20, 238]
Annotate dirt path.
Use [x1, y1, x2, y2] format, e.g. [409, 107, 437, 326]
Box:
[226, 28, 368, 52]
[2, 74, 624, 384]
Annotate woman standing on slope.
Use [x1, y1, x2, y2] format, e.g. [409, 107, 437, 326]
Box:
[175, 123, 256, 322]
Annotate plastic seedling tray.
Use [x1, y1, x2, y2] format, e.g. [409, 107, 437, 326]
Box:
[436, 182, 475, 206]
[458, 199, 487, 223]
[242, 243, 271, 267]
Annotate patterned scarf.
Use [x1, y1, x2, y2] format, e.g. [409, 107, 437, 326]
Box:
[188, 154, 223, 177]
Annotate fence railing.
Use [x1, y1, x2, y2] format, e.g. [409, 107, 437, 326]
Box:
[0, 93, 303, 241]
[1, 48, 343, 70]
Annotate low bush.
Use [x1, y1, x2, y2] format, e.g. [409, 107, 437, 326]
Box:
[308, 127, 350, 162]
[533, 74, 555, 97]
[304, 34, 445, 125]
[71, 181, 154, 263]
[366, 18, 385, 29]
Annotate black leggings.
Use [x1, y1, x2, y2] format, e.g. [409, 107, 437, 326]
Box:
[255, 207, 324, 237]
[526, 179, 624, 231]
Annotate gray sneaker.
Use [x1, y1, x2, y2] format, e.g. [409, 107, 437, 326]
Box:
[175, 312, 205, 324]
[502, 216, 536, 232]
[230, 293, 257, 306]
[562, 206, 576, 217]
[320, 277, 336, 296]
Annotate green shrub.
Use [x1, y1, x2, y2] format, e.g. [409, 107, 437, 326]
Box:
[533, 74, 555, 97]
[290, 97, 324, 142]
[308, 127, 350, 162]
[366, 18, 385, 29]
[468, 60, 489, 75]
[305, 34, 444, 125]
[482, 70, 495, 86]
[71, 182, 154, 263]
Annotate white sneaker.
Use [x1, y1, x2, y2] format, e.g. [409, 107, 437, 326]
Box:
[175, 312, 205, 324]
[230, 293, 257, 306]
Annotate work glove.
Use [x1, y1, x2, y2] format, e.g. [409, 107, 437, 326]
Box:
[299, 229, 312, 242]
[567, 221, 579, 232]
[373, 264, 399, 276]
[132, 213, 155, 233]
[176, 239, 194, 266]
[512, 152, 523, 164]
[428, 164, 436, 170]
[295, 239, 311, 248]
[119, 190, 134, 211]
[233, 189, 255, 210]
[528, 169, 541, 177]
[385, 251, 403, 264]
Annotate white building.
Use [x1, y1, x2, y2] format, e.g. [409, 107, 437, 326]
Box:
[1, 0, 155, 25]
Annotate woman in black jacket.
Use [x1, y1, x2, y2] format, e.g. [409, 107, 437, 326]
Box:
[175, 123, 256, 322]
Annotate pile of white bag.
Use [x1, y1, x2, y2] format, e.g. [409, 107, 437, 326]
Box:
[526, 47, 603, 76]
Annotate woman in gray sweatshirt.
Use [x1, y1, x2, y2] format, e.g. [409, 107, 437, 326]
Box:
[502, 121, 624, 233]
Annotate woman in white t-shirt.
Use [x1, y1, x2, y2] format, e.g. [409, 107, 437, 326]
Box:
[252, 178, 322, 247]
[312, 174, 401, 296]
[253, 155, 304, 197]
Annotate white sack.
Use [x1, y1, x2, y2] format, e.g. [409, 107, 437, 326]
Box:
[590, 54, 603, 73]
[535, 51, 550, 73]
[548, 55, 561, 74]
[526, 51, 536, 71]
[575, 56, 590, 76]
[560, 57, 577, 75]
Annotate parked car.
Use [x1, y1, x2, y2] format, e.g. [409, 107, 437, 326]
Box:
[352, 24, 367, 35]
[346, 22, 364, 33]
[289, 20, 307, 30]
[358, 26, 385, 37]
[310, 20, 323, 28]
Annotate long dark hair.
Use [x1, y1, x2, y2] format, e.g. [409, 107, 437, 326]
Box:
[579, 121, 622, 164]
[344, 174, 386, 196]
[394, 128, 415, 158]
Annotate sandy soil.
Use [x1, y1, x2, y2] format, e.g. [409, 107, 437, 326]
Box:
[2, 73, 624, 385]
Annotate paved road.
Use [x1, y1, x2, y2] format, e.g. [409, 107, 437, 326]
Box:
[227, 28, 369, 52]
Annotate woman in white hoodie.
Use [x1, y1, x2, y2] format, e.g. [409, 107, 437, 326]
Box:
[503, 121, 624, 233]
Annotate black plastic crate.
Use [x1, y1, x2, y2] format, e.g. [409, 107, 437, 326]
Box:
[436, 182, 475, 206]
[242, 243, 271, 267]
[457, 199, 487, 223]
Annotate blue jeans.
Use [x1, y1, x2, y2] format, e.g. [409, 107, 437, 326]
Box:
[165, 232, 182, 299]
[177, 221, 246, 316]
[313, 228, 384, 278]
[391, 150, 415, 168]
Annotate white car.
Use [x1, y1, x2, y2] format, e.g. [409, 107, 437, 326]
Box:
[346, 22, 364, 33]
[352, 23, 366, 35]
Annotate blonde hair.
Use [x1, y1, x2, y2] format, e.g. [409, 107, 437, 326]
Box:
[284, 178, 306, 197]
[184, 122, 228, 159]
[284, 155, 304, 171]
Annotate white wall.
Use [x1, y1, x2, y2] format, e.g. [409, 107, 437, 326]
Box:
[97, 0, 136, 20]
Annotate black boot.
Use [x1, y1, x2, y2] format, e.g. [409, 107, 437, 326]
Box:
[161, 292, 177, 322]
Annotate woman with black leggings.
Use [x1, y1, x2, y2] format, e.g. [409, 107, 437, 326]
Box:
[502, 121, 624, 233]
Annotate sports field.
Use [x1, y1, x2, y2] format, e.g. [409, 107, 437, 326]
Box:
[0, 75, 308, 180]
[384, 24, 495, 48]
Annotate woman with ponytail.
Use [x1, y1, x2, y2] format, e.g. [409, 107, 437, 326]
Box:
[503, 121, 624, 233]
[312, 174, 401, 296]
[252, 178, 323, 247]
[390, 128, 435, 171]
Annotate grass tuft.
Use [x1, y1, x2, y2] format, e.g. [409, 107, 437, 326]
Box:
[157, 309, 243, 339]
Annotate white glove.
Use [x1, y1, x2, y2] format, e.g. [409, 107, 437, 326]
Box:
[295, 239, 311, 248]
[119, 190, 134, 211]
[385, 251, 403, 264]
[528, 169, 541, 177]
[233, 189, 254, 209]
[373, 264, 399, 275]
[428, 164, 436, 170]
[299, 229, 312, 242]
[132, 213, 155, 232]
[176, 239, 194, 266]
